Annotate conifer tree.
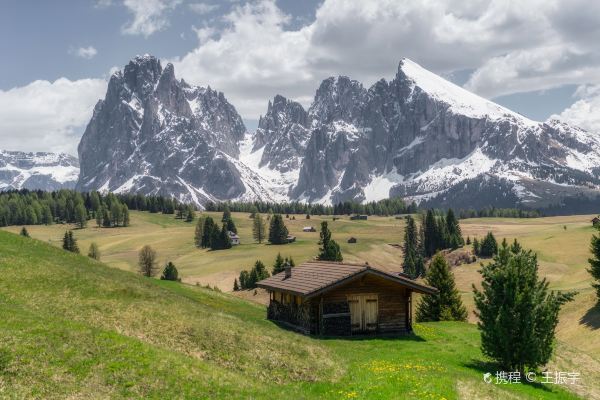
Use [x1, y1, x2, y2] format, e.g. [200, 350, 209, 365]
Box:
[122, 204, 130, 227]
[403, 215, 420, 278]
[589, 226, 600, 300]
[473, 240, 575, 372]
[252, 213, 266, 243]
[201, 216, 215, 248]
[233, 278, 240, 291]
[445, 209, 463, 249]
[209, 223, 220, 250]
[466, 236, 471, 245]
[226, 217, 237, 234]
[238, 270, 250, 289]
[138, 245, 158, 277]
[87, 242, 101, 260]
[96, 206, 103, 227]
[194, 216, 205, 248]
[416, 253, 467, 322]
[222, 205, 231, 222]
[423, 210, 438, 257]
[20, 226, 30, 237]
[185, 207, 194, 222]
[272, 253, 285, 274]
[318, 221, 343, 261]
[218, 223, 232, 250]
[102, 207, 111, 227]
[473, 237, 480, 255]
[479, 232, 498, 257]
[110, 202, 122, 226]
[160, 261, 179, 281]
[74, 203, 87, 229]
[268, 214, 289, 245]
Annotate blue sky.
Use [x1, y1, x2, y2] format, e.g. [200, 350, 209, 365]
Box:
[1, 0, 599, 155]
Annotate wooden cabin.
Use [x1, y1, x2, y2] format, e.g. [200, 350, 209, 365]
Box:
[350, 215, 368, 220]
[257, 261, 437, 336]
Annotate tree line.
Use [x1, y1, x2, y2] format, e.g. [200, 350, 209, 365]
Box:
[0, 189, 192, 228]
[458, 207, 541, 219]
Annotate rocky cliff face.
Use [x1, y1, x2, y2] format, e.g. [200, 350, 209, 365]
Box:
[77, 55, 268, 204]
[0, 151, 79, 191]
[75, 55, 600, 211]
[266, 59, 600, 208]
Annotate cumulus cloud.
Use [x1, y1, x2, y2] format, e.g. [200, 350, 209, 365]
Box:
[0, 78, 106, 155]
[122, 0, 182, 37]
[167, 0, 600, 127]
[69, 46, 98, 60]
[554, 85, 600, 133]
[189, 2, 219, 15]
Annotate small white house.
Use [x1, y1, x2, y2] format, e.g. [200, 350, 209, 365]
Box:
[228, 231, 240, 245]
[303, 226, 316, 232]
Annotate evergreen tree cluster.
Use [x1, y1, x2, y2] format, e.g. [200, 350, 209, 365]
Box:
[62, 230, 79, 253]
[271, 252, 295, 274]
[473, 239, 575, 372]
[422, 209, 464, 257]
[458, 207, 541, 219]
[589, 225, 600, 300]
[194, 215, 232, 250]
[402, 215, 425, 279]
[236, 260, 270, 290]
[0, 189, 189, 228]
[473, 232, 498, 258]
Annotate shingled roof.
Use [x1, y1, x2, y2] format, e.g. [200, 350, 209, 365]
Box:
[256, 261, 437, 298]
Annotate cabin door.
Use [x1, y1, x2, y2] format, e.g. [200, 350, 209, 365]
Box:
[347, 294, 378, 333]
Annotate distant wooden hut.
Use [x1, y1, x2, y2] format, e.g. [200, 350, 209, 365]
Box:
[286, 235, 296, 243]
[257, 261, 436, 336]
[350, 215, 368, 220]
[347, 237, 357, 243]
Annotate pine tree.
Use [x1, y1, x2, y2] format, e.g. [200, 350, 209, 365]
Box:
[102, 207, 111, 227]
[62, 231, 70, 251]
[272, 253, 285, 274]
[63, 231, 79, 253]
[160, 261, 179, 281]
[479, 232, 498, 257]
[589, 226, 600, 300]
[466, 236, 471, 245]
[74, 203, 87, 229]
[201, 217, 215, 248]
[138, 245, 158, 277]
[185, 207, 194, 222]
[416, 253, 467, 322]
[403, 215, 420, 278]
[87, 242, 101, 260]
[252, 213, 266, 243]
[423, 210, 438, 257]
[20, 226, 30, 237]
[473, 240, 575, 372]
[473, 237, 480, 255]
[111, 202, 122, 226]
[218, 223, 232, 250]
[96, 206, 103, 227]
[268, 214, 289, 245]
[226, 217, 237, 234]
[222, 205, 231, 222]
[233, 278, 240, 291]
[239, 270, 250, 290]
[122, 204, 130, 227]
[194, 216, 206, 248]
[445, 209, 463, 249]
[209, 223, 220, 250]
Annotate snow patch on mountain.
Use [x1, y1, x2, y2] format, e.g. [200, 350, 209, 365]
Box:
[0, 150, 79, 191]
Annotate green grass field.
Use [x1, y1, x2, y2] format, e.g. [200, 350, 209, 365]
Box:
[0, 231, 587, 399]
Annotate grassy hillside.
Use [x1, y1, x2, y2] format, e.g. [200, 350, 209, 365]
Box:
[0, 231, 584, 399]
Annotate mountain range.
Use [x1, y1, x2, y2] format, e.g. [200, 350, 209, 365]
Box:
[0, 150, 78, 191]
[3, 54, 600, 211]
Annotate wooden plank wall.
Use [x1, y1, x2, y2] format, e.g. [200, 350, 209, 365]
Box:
[321, 274, 409, 333]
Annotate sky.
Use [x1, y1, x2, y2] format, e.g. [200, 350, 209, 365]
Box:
[1, 0, 600, 156]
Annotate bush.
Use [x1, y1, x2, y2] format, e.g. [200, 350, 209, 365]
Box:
[160, 261, 179, 281]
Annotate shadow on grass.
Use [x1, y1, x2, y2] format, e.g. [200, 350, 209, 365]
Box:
[580, 302, 600, 330]
[463, 359, 553, 392]
[270, 320, 425, 341]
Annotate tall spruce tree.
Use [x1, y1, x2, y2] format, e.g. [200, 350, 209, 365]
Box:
[479, 232, 498, 257]
[218, 223, 232, 250]
[194, 216, 206, 248]
[252, 213, 266, 243]
[226, 218, 237, 234]
[74, 204, 87, 229]
[318, 221, 343, 261]
[589, 225, 600, 300]
[222, 205, 231, 222]
[473, 240, 575, 372]
[445, 209, 463, 249]
[268, 214, 289, 245]
[403, 215, 420, 278]
[416, 253, 467, 322]
[423, 210, 438, 257]
[201, 217, 215, 248]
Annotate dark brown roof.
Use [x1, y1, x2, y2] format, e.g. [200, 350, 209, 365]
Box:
[256, 261, 437, 297]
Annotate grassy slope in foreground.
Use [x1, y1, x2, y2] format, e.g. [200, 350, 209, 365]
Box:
[0, 231, 580, 399]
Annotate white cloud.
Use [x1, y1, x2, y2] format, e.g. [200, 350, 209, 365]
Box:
[0, 78, 106, 155]
[189, 2, 219, 15]
[169, 0, 600, 125]
[122, 0, 182, 37]
[554, 85, 600, 133]
[69, 46, 98, 60]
